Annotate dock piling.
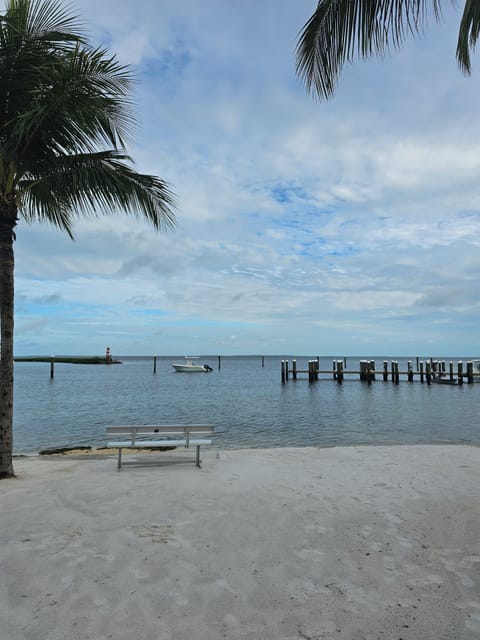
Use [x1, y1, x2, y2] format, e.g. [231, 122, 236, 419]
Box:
[426, 361, 432, 385]
[360, 360, 366, 381]
[307, 360, 313, 383]
[407, 361, 413, 382]
[467, 361, 474, 384]
[336, 360, 344, 384]
[394, 361, 400, 384]
[383, 361, 388, 381]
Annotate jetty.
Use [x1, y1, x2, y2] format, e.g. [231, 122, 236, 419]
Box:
[281, 358, 479, 385]
[14, 356, 121, 365]
[14, 347, 121, 379]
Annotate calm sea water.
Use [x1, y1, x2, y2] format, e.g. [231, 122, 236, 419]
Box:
[12, 355, 480, 454]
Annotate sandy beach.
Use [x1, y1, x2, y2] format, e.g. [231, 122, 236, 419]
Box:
[1, 445, 480, 639]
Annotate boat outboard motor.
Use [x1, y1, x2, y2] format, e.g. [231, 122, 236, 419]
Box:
[203, 364, 213, 371]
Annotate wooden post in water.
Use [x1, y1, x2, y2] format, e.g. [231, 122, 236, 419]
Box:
[364, 360, 371, 381]
[281, 360, 286, 384]
[383, 361, 388, 381]
[308, 360, 313, 383]
[261, 355, 264, 367]
[333, 360, 337, 380]
[366, 361, 373, 386]
[407, 361, 413, 382]
[426, 361, 432, 385]
[391, 361, 395, 383]
[50, 356, 54, 379]
[336, 360, 344, 384]
[394, 361, 400, 384]
[153, 356, 157, 374]
[420, 361, 424, 383]
[218, 355, 221, 370]
[369, 360, 376, 381]
[467, 361, 474, 384]
[292, 359, 297, 380]
[416, 356, 419, 371]
[359, 360, 366, 381]
[458, 361, 463, 385]
[285, 360, 289, 381]
[449, 361, 454, 381]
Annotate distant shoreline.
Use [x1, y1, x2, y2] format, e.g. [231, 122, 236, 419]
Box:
[14, 356, 122, 365]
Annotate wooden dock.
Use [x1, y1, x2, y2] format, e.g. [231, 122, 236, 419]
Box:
[281, 359, 479, 385]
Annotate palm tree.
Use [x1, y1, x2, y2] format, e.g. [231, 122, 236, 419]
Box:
[0, 0, 176, 478]
[296, 0, 480, 100]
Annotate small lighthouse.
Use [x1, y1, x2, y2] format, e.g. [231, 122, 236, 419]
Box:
[105, 346, 112, 364]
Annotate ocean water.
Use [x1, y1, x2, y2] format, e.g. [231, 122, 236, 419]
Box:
[12, 355, 480, 454]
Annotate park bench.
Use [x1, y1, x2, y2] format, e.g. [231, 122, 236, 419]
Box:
[106, 424, 214, 470]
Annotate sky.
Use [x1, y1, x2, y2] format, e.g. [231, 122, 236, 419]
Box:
[12, 0, 480, 357]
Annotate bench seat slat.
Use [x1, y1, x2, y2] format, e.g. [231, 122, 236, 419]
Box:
[107, 439, 212, 448]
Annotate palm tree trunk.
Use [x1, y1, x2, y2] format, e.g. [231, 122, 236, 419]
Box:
[0, 201, 17, 478]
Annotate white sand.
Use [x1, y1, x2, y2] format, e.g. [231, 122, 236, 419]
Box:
[1, 445, 480, 639]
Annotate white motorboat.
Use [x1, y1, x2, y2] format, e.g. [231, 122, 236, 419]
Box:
[171, 356, 212, 372]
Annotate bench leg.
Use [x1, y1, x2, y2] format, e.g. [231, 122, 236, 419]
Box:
[117, 448, 122, 471]
[196, 445, 201, 468]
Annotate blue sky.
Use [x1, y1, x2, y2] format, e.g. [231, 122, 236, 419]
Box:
[13, 0, 480, 356]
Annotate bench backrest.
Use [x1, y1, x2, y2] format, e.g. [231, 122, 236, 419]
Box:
[106, 425, 214, 447]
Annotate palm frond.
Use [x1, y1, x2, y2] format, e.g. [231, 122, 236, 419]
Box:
[6, 45, 135, 173]
[0, 0, 87, 169]
[19, 150, 176, 233]
[0, 0, 176, 235]
[26, 0, 84, 41]
[296, 0, 445, 100]
[457, 0, 480, 73]
[1, 0, 84, 45]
